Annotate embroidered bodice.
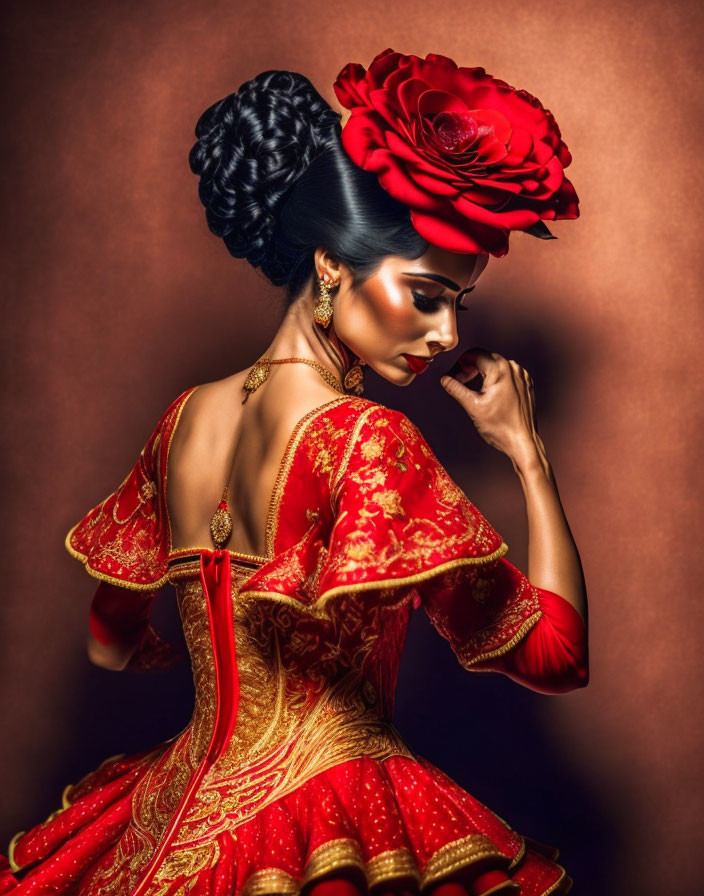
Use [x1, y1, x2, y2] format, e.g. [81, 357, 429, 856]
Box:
[4, 386, 587, 896]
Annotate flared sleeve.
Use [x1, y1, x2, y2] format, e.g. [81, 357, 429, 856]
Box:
[64, 386, 197, 672]
[316, 405, 587, 693]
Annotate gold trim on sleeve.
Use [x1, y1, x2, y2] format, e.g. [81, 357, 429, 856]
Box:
[237, 542, 510, 619]
[63, 522, 169, 591]
[455, 610, 544, 668]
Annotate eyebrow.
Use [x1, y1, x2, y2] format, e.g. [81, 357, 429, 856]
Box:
[403, 271, 460, 290]
[403, 271, 477, 299]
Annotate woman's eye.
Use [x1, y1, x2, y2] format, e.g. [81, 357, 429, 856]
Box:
[412, 290, 469, 313]
[411, 290, 442, 313]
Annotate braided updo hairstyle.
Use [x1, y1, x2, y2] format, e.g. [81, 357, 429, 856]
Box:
[188, 70, 427, 303]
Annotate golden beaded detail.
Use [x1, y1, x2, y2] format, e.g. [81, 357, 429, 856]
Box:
[242, 357, 346, 405]
[210, 484, 233, 548]
[313, 274, 334, 328]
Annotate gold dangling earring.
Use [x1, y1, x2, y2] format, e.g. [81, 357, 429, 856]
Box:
[343, 360, 365, 395]
[314, 271, 365, 395]
[314, 273, 334, 328]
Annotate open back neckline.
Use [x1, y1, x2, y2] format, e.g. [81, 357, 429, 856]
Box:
[165, 389, 366, 564]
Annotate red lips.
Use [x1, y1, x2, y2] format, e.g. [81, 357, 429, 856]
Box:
[402, 354, 430, 374]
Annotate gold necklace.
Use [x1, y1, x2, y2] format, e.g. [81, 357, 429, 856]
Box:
[241, 356, 363, 404]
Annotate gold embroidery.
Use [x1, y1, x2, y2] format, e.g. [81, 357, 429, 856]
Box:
[240, 867, 299, 896]
[165, 569, 415, 847]
[237, 544, 509, 620]
[152, 838, 220, 883]
[58, 395, 563, 893]
[456, 612, 544, 668]
[422, 833, 509, 885]
[64, 522, 168, 590]
[373, 488, 406, 519]
[233, 832, 523, 894]
[265, 396, 357, 558]
[360, 437, 383, 461]
[329, 403, 377, 504]
[168, 545, 269, 566]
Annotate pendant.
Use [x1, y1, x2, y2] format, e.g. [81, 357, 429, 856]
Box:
[242, 359, 271, 404]
[210, 486, 233, 548]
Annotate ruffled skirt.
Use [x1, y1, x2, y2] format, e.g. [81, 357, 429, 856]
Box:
[1, 741, 572, 895]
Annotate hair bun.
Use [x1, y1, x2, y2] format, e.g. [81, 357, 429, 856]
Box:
[189, 70, 341, 280]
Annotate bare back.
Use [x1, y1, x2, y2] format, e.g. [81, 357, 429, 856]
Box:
[166, 368, 342, 558]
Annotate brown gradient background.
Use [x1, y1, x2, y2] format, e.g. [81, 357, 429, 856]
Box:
[1, 2, 702, 894]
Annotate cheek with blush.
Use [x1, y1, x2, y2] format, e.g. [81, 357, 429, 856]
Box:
[333, 268, 430, 382]
[346, 277, 423, 355]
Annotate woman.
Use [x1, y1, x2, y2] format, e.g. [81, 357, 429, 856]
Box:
[2, 49, 588, 896]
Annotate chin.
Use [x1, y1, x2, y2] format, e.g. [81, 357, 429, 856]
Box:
[383, 364, 416, 386]
[361, 357, 416, 387]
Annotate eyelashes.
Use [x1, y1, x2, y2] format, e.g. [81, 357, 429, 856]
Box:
[411, 290, 470, 313]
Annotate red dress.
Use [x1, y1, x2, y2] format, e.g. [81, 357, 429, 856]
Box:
[1, 388, 588, 896]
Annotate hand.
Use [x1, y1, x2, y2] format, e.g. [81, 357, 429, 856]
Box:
[440, 348, 546, 470]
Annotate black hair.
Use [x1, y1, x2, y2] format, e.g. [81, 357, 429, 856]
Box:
[188, 69, 428, 303]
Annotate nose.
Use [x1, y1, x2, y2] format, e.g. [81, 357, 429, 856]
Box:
[427, 307, 459, 355]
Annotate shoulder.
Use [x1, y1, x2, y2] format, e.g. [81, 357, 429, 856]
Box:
[335, 399, 427, 461]
[312, 397, 419, 438]
[304, 396, 419, 456]
[314, 399, 432, 505]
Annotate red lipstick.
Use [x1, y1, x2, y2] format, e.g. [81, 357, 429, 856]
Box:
[401, 353, 430, 374]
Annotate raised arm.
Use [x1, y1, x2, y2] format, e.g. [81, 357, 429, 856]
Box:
[441, 348, 587, 622]
[440, 349, 588, 692]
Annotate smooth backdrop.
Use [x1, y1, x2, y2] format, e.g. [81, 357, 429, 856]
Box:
[2, 2, 702, 894]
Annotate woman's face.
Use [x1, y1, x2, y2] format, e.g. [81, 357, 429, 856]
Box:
[331, 245, 488, 384]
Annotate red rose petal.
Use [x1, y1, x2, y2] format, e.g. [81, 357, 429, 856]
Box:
[334, 48, 580, 254]
[385, 56, 425, 92]
[408, 167, 461, 197]
[504, 128, 533, 166]
[537, 157, 566, 195]
[554, 177, 580, 217]
[417, 88, 470, 118]
[386, 130, 451, 175]
[472, 108, 512, 145]
[453, 193, 540, 230]
[367, 49, 405, 88]
[479, 177, 525, 195]
[411, 206, 510, 256]
[365, 148, 441, 212]
[340, 110, 388, 167]
[424, 52, 461, 73]
[475, 138, 509, 166]
[332, 63, 368, 108]
[397, 77, 432, 120]
[368, 86, 406, 129]
[557, 141, 573, 168]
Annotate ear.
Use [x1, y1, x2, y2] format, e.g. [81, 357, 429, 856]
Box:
[314, 247, 343, 282]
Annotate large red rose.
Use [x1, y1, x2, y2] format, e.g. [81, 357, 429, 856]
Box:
[333, 48, 579, 257]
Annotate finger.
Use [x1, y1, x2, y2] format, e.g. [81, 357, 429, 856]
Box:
[477, 351, 509, 388]
[447, 356, 482, 386]
[440, 374, 483, 412]
[460, 347, 497, 381]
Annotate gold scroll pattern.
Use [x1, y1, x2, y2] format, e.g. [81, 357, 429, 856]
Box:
[91, 560, 417, 892]
[157, 565, 416, 860]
